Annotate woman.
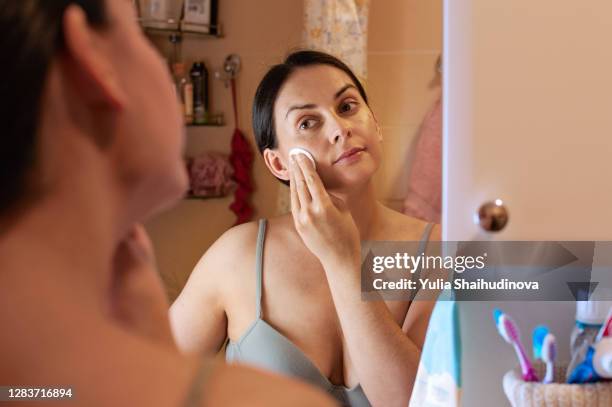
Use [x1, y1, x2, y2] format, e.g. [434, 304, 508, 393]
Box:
[171, 50, 441, 407]
[0, 1, 334, 406]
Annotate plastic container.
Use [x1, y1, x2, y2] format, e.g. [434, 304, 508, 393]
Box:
[503, 362, 612, 407]
[172, 63, 193, 124]
[567, 298, 612, 377]
[138, 0, 182, 30]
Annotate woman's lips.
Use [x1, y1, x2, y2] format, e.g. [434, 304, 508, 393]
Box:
[333, 147, 366, 165]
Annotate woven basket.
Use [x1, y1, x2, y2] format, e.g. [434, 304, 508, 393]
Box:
[503, 362, 612, 406]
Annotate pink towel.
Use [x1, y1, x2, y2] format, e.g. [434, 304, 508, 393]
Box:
[403, 97, 442, 223]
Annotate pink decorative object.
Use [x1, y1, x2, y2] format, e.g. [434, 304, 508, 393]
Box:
[403, 96, 442, 223]
[187, 153, 235, 198]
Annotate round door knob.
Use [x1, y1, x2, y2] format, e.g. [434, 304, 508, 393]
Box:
[476, 199, 509, 232]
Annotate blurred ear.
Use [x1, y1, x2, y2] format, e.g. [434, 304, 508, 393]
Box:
[263, 148, 289, 181]
[61, 4, 127, 111]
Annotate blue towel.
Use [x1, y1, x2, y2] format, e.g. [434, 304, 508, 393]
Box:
[409, 293, 461, 406]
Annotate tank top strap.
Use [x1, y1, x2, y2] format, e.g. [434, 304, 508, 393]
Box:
[413, 222, 435, 278]
[418, 222, 435, 255]
[255, 219, 268, 319]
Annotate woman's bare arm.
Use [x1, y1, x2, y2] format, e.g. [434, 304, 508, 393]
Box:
[320, 259, 432, 407]
[169, 223, 258, 355]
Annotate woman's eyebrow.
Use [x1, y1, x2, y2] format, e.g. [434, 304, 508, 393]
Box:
[335, 84, 357, 99]
[285, 103, 316, 119]
[284, 84, 357, 119]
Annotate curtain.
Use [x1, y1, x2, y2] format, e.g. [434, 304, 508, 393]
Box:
[303, 0, 370, 79]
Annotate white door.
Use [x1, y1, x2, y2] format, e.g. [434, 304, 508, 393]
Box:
[445, 0, 612, 405]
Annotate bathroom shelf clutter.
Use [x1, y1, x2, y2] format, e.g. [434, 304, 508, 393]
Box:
[137, 0, 221, 37]
[137, 0, 225, 127]
[140, 20, 223, 38]
[171, 61, 225, 126]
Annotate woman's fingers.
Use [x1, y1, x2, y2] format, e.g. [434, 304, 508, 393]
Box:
[125, 224, 156, 263]
[294, 154, 328, 205]
[290, 155, 312, 204]
[111, 224, 176, 349]
[289, 159, 300, 212]
[286, 154, 361, 267]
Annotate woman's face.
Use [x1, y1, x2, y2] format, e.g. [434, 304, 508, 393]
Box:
[104, 0, 187, 217]
[272, 65, 382, 191]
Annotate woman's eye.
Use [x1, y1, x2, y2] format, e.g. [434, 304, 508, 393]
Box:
[299, 119, 316, 130]
[339, 101, 357, 113]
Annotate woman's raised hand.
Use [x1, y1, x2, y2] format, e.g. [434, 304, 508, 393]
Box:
[111, 224, 176, 349]
[289, 154, 361, 268]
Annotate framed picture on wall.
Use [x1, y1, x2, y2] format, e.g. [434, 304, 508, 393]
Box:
[181, 0, 219, 34]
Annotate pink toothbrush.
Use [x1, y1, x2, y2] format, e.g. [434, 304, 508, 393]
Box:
[494, 309, 539, 382]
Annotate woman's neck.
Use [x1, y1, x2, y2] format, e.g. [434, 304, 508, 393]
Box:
[0, 163, 121, 314]
[330, 181, 384, 240]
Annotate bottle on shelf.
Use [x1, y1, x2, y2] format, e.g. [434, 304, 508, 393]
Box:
[172, 63, 193, 125]
[190, 61, 209, 125]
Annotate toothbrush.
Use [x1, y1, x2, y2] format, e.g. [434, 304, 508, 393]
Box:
[493, 309, 539, 382]
[533, 325, 557, 383]
[595, 307, 612, 341]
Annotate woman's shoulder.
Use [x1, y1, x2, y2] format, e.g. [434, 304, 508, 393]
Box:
[194, 220, 262, 272]
[194, 215, 295, 271]
[213, 214, 295, 249]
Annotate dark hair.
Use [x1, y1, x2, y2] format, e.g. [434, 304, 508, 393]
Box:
[252, 50, 369, 183]
[0, 0, 108, 215]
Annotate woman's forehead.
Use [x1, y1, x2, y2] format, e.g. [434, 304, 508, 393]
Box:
[276, 65, 355, 107]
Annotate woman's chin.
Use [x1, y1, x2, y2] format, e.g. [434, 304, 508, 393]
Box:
[139, 166, 189, 219]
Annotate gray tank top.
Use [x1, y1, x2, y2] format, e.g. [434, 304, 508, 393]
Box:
[225, 219, 434, 407]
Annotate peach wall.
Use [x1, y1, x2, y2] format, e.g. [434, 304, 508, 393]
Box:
[146, 0, 303, 300]
[368, 0, 442, 211]
[145, 0, 442, 300]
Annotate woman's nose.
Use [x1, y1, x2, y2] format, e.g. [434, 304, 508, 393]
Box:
[328, 116, 352, 144]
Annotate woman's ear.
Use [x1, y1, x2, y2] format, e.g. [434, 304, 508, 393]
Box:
[62, 4, 127, 111]
[263, 148, 289, 181]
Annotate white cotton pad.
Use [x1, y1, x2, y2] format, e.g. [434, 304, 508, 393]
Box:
[289, 147, 316, 169]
